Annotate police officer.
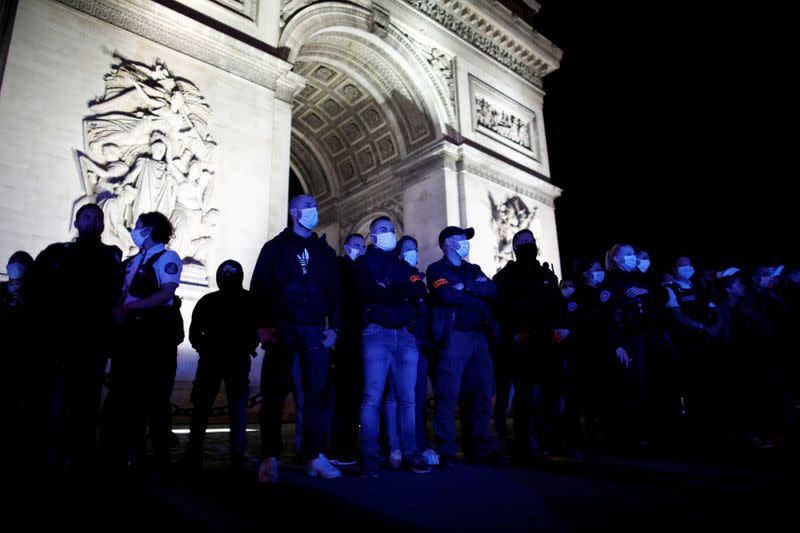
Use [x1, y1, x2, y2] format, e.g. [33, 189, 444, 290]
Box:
[183, 260, 259, 470]
[355, 218, 429, 476]
[494, 230, 569, 460]
[250, 194, 342, 482]
[27, 203, 123, 472]
[111, 211, 183, 474]
[427, 226, 498, 466]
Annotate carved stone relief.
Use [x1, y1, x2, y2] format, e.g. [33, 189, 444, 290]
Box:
[212, 0, 258, 21]
[73, 55, 220, 275]
[489, 192, 538, 267]
[470, 75, 539, 159]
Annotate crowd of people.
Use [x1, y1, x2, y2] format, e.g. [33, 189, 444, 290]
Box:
[2, 195, 797, 482]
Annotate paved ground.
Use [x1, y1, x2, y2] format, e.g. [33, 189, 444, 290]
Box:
[11, 424, 798, 532]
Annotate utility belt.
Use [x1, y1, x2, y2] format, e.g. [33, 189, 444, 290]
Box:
[125, 300, 184, 345]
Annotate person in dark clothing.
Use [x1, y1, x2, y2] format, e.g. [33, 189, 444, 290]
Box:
[183, 260, 259, 469]
[493, 230, 569, 460]
[2, 251, 35, 471]
[328, 233, 366, 466]
[251, 194, 342, 482]
[427, 226, 498, 466]
[109, 211, 182, 474]
[26, 204, 123, 472]
[356, 218, 429, 476]
[602, 243, 665, 450]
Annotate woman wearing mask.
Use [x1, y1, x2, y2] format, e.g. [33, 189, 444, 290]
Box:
[383, 236, 439, 467]
[602, 243, 653, 451]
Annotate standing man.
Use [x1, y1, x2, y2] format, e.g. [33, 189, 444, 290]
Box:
[355, 218, 429, 476]
[328, 233, 366, 466]
[426, 226, 498, 466]
[27, 203, 123, 472]
[251, 194, 342, 482]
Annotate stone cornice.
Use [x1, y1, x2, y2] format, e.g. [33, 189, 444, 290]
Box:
[54, 0, 296, 94]
[390, 0, 562, 87]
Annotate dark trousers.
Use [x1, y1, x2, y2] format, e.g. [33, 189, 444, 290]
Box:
[512, 347, 562, 455]
[187, 353, 251, 461]
[328, 335, 362, 461]
[433, 330, 496, 458]
[492, 350, 514, 443]
[109, 318, 177, 472]
[260, 325, 330, 461]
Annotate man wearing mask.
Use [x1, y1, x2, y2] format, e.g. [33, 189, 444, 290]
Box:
[27, 203, 123, 472]
[182, 260, 259, 470]
[354, 217, 429, 476]
[328, 233, 366, 466]
[494, 230, 569, 460]
[427, 226, 498, 466]
[250, 194, 342, 482]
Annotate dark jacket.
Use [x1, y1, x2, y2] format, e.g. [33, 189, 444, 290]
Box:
[426, 257, 497, 346]
[338, 255, 361, 335]
[354, 246, 426, 329]
[250, 228, 342, 334]
[493, 258, 567, 349]
[189, 289, 259, 358]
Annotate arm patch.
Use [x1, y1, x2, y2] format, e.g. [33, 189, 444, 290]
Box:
[410, 274, 422, 283]
[164, 262, 179, 275]
[433, 278, 449, 289]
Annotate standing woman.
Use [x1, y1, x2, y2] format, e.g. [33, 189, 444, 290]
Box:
[111, 211, 183, 473]
[602, 243, 654, 450]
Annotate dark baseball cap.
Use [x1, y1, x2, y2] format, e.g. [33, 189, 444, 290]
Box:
[438, 226, 475, 247]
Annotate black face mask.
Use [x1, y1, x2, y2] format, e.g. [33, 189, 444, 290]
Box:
[216, 260, 244, 292]
[514, 243, 538, 263]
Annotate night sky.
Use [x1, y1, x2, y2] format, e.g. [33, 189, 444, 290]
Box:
[530, 2, 795, 277]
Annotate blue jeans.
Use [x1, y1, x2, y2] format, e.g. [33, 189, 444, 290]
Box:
[360, 324, 418, 460]
[384, 347, 430, 452]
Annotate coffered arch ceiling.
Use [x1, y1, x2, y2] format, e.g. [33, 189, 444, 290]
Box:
[290, 30, 437, 206]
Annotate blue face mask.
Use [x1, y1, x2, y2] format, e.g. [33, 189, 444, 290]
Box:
[344, 244, 360, 261]
[677, 266, 694, 279]
[402, 250, 418, 267]
[6, 262, 25, 280]
[131, 228, 150, 248]
[621, 254, 638, 271]
[454, 240, 470, 258]
[298, 207, 319, 230]
[637, 259, 651, 273]
[592, 270, 605, 284]
[374, 232, 397, 251]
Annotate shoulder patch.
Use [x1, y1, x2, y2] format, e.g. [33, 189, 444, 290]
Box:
[433, 278, 449, 289]
[164, 262, 179, 275]
[567, 301, 579, 312]
[599, 290, 611, 303]
[410, 274, 422, 283]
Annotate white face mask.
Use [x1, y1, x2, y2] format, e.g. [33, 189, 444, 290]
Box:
[621, 254, 638, 271]
[677, 265, 694, 279]
[373, 231, 397, 251]
[6, 263, 25, 280]
[344, 244, 360, 261]
[592, 271, 605, 284]
[455, 240, 470, 258]
[131, 228, 150, 248]
[297, 207, 319, 231]
[637, 259, 651, 273]
[402, 250, 418, 267]
[561, 286, 575, 299]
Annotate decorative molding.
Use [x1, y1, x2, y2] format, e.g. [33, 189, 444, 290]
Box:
[54, 0, 292, 92]
[338, 178, 405, 239]
[211, 0, 258, 21]
[395, 0, 562, 87]
[469, 75, 539, 160]
[461, 158, 559, 207]
[370, 4, 391, 39]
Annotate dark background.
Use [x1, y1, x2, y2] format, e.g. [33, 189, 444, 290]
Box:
[525, 1, 795, 277]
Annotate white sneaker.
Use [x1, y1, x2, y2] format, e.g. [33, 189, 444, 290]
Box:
[307, 454, 342, 479]
[257, 457, 279, 483]
[388, 449, 402, 469]
[422, 448, 440, 466]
